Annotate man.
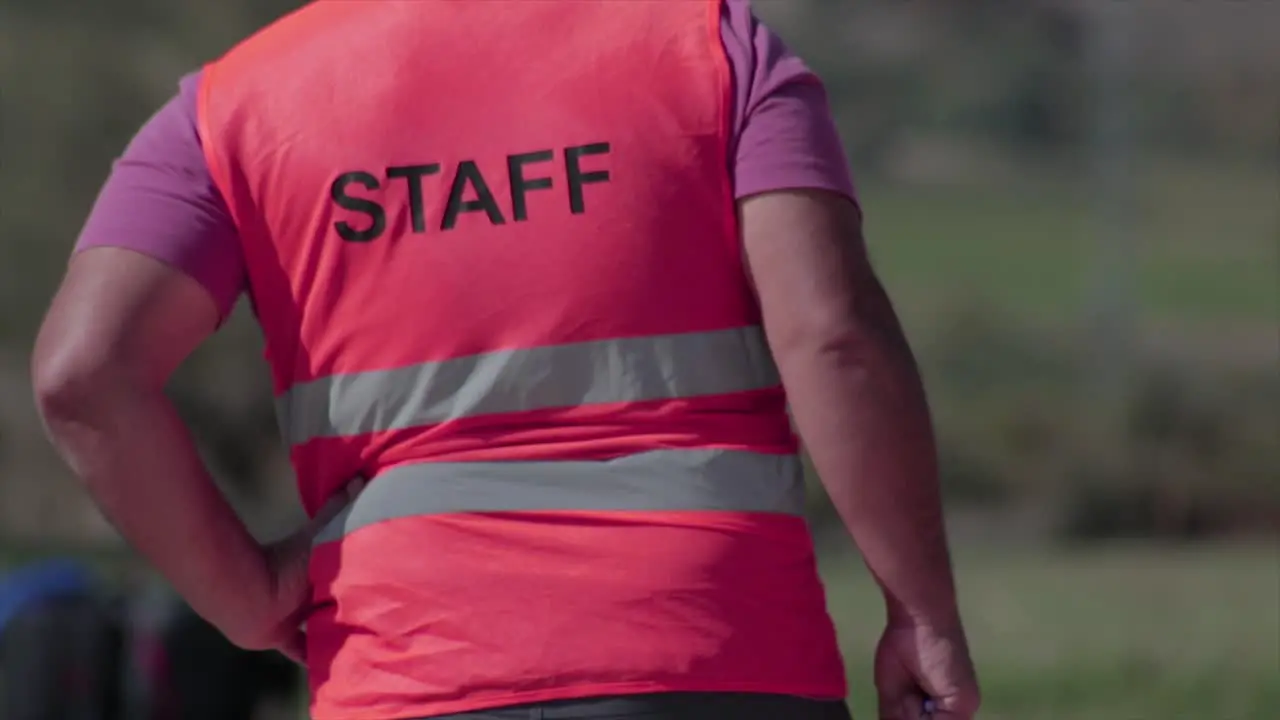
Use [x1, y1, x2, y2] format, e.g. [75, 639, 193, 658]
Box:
[32, 1, 979, 719]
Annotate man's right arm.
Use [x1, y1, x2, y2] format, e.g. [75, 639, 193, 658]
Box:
[740, 189, 959, 629]
[715, 4, 977, 713]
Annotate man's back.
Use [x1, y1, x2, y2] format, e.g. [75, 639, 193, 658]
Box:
[198, 2, 842, 716]
[34, 1, 979, 719]
[203, 0, 771, 493]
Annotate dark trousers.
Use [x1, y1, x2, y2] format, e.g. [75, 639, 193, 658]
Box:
[432, 692, 852, 720]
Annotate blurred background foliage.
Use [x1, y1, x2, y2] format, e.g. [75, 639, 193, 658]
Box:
[1, 1, 1276, 718]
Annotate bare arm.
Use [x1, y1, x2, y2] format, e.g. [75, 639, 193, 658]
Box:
[31, 248, 274, 646]
[741, 189, 959, 627]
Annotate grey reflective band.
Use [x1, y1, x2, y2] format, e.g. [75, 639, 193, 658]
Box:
[278, 326, 779, 446]
[314, 449, 805, 544]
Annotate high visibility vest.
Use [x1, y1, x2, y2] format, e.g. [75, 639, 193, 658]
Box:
[198, 1, 846, 717]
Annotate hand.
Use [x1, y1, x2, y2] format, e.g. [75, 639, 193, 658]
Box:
[874, 618, 980, 720]
[236, 478, 364, 663]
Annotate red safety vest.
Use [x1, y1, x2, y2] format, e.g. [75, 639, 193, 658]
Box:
[198, 1, 846, 717]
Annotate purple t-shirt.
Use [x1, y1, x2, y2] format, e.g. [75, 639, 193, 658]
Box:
[76, 0, 855, 320]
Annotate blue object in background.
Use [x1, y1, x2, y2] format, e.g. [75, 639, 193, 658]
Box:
[0, 559, 95, 631]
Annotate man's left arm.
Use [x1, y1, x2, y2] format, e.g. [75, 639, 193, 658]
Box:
[32, 247, 282, 651]
[29, 77, 326, 658]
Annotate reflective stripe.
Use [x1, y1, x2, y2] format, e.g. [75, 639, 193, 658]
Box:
[314, 449, 804, 544]
[279, 326, 778, 446]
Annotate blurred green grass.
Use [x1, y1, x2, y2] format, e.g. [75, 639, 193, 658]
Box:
[822, 542, 1280, 720]
[861, 158, 1278, 327]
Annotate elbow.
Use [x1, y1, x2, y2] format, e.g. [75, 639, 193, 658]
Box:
[767, 313, 869, 366]
[767, 293, 913, 371]
[33, 359, 95, 426]
[31, 344, 123, 427]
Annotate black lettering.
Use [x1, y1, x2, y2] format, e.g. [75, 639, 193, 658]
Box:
[507, 150, 554, 222]
[565, 143, 611, 215]
[442, 161, 506, 230]
[330, 171, 386, 242]
[386, 164, 441, 233]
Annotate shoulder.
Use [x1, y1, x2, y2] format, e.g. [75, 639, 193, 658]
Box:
[73, 70, 246, 320]
[717, 1, 856, 202]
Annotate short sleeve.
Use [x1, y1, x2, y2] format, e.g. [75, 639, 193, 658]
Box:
[720, 1, 857, 202]
[74, 71, 246, 320]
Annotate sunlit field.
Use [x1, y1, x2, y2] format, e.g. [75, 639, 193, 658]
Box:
[823, 542, 1280, 720]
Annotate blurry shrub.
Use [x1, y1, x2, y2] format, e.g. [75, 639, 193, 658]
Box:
[1059, 365, 1280, 541]
[915, 303, 1279, 539]
[782, 0, 1277, 176]
[921, 304, 1082, 507]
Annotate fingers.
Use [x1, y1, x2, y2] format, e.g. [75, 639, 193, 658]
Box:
[304, 476, 367, 539]
[927, 684, 980, 720]
[930, 701, 979, 720]
[880, 691, 965, 720]
[319, 476, 365, 520]
[277, 628, 307, 666]
[876, 659, 925, 720]
[878, 693, 927, 720]
[928, 695, 980, 720]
